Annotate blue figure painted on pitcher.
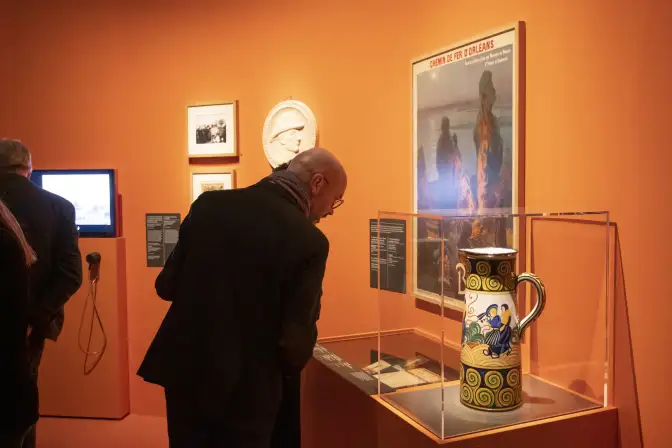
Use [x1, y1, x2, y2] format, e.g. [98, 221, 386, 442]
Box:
[478, 304, 513, 358]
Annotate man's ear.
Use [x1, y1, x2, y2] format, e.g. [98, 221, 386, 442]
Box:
[307, 173, 319, 191]
[307, 174, 318, 195]
[315, 174, 329, 193]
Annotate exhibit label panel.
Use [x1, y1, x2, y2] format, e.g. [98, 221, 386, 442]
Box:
[146, 213, 181, 267]
[369, 218, 407, 294]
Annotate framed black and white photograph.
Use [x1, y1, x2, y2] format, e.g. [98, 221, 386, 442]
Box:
[187, 102, 238, 157]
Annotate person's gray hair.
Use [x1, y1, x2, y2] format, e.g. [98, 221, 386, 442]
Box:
[0, 139, 32, 171]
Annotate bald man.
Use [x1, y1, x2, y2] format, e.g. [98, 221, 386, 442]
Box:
[138, 148, 346, 448]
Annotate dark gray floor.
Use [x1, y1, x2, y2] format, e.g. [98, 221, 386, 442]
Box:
[382, 374, 602, 439]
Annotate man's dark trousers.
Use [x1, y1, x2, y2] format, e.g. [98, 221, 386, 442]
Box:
[271, 374, 302, 448]
[21, 335, 45, 448]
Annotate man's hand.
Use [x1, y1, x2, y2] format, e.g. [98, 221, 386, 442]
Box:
[27, 326, 32, 337]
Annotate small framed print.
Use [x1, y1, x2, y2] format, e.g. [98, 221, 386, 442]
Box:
[191, 170, 236, 202]
[187, 102, 238, 157]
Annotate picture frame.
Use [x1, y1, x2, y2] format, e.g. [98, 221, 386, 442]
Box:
[411, 23, 525, 311]
[191, 169, 236, 203]
[187, 102, 238, 158]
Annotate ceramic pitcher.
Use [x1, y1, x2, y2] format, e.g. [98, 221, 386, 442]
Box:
[455, 247, 546, 411]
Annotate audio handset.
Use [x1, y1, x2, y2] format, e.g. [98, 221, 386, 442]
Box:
[86, 252, 101, 282]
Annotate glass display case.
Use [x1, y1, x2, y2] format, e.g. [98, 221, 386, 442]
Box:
[371, 208, 613, 440]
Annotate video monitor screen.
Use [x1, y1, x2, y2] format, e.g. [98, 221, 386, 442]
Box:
[31, 169, 117, 238]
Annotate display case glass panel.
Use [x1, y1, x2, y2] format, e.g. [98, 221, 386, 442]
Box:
[373, 208, 612, 440]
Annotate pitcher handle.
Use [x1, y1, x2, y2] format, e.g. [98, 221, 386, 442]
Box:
[516, 273, 546, 339]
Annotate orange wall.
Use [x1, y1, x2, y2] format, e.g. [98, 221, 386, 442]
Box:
[6, 0, 672, 446]
[0, 0, 15, 137]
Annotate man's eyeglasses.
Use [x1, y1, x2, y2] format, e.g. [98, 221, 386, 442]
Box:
[323, 176, 344, 210]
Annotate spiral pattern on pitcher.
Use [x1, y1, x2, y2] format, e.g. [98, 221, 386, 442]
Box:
[505, 275, 517, 291]
[484, 370, 503, 390]
[507, 369, 520, 388]
[497, 261, 512, 276]
[466, 274, 482, 290]
[460, 384, 473, 403]
[474, 388, 496, 407]
[485, 275, 504, 291]
[461, 365, 523, 410]
[476, 261, 491, 276]
[497, 388, 515, 407]
[465, 368, 481, 387]
[516, 386, 523, 405]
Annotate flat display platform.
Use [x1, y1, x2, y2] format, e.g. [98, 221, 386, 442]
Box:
[322, 331, 457, 375]
[383, 374, 602, 439]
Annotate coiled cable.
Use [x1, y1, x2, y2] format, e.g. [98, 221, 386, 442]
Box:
[77, 276, 107, 375]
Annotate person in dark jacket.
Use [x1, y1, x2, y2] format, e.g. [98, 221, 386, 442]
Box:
[0, 198, 38, 447]
[269, 159, 305, 448]
[138, 147, 346, 448]
[0, 139, 83, 448]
